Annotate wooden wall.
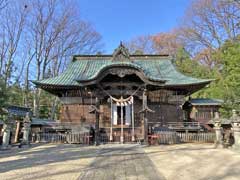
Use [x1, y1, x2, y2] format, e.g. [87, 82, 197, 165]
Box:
[60, 104, 95, 125]
[192, 105, 220, 129]
[99, 104, 111, 127]
[59, 97, 183, 128]
[148, 103, 184, 125]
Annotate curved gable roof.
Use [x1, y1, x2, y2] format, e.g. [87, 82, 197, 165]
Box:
[33, 57, 211, 88]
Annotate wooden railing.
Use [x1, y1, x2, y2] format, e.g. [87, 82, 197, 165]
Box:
[167, 122, 201, 128]
[149, 131, 216, 145]
[33, 131, 215, 145]
[98, 127, 143, 143]
[177, 132, 215, 143]
[149, 121, 202, 130]
[98, 134, 135, 143]
[33, 132, 92, 145]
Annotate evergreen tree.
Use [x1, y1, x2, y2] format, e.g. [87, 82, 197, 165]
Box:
[218, 39, 240, 116]
[0, 78, 8, 120]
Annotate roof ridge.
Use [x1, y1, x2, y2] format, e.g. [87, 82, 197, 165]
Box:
[72, 54, 172, 61]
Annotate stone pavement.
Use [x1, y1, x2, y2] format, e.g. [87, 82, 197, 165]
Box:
[79, 144, 164, 180]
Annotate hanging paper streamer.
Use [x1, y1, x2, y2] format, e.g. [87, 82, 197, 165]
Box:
[111, 96, 133, 106]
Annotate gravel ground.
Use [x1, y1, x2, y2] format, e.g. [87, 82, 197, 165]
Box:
[0, 144, 98, 180]
[144, 143, 240, 180]
[1, 143, 240, 180]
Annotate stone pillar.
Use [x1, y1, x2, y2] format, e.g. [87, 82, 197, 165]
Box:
[231, 110, 240, 149]
[1, 115, 14, 149]
[213, 112, 223, 148]
[22, 113, 31, 146]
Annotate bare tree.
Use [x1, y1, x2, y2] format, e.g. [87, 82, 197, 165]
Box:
[0, 0, 7, 11]
[22, 0, 102, 117]
[152, 30, 184, 56]
[0, 0, 28, 87]
[177, 0, 240, 67]
[125, 30, 185, 57]
[125, 35, 155, 54]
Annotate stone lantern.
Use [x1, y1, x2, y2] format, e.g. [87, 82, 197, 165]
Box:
[21, 112, 31, 146]
[1, 114, 14, 149]
[213, 112, 223, 148]
[231, 110, 240, 149]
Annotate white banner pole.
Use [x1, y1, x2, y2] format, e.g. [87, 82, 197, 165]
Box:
[131, 96, 135, 141]
[110, 97, 113, 141]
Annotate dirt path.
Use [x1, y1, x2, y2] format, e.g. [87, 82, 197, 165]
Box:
[1, 143, 240, 180]
[0, 144, 98, 180]
[79, 144, 164, 180]
[144, 143, 240, 180]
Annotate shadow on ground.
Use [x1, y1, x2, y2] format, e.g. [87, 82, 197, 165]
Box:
[1, 143, 240, 180]
[144, 144, 240, 180]
[0, 143, 98, 180]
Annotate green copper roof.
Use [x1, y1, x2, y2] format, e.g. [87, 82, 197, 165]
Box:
[190, 98, 223, 106]
[34, 57, 211, 87]
[33, 43, 211, 89]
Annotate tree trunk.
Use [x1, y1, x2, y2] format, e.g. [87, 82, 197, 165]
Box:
[33, 88, 41, 118]
[50, 97, 58, 120]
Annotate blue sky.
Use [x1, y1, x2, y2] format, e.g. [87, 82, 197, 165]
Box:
[78, 0, 190, 53]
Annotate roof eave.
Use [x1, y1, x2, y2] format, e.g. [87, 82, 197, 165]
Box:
[192, 103, 222, 106]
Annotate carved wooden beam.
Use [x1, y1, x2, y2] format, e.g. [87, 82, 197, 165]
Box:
[101, 82, 143, 88]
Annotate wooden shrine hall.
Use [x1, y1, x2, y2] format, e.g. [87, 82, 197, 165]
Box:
[33, 44, 212, 144]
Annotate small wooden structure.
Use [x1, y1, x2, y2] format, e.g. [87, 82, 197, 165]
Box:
[182, 98, 223, 130]
[0, 106, 32, 146]
[33, 44, 212, 143]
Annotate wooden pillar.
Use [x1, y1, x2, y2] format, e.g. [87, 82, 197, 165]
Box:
[143, 90, 148, 144]
[14, 120, 21, 143]
[95, 97, 100, 146]
[131, 96, 135, 142]
[120, 96, 124, 144]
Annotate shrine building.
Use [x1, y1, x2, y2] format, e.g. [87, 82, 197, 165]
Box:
[33, 44, 212, 143]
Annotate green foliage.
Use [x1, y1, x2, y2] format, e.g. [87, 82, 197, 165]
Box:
[175, 47, 210, 79]
[0, 79, 7, 108]
[39, 105, 50, 119]
[0, 78, 8, 120]
[39, 91, 59, 119]
[7, 83, 24, 106]
[218, 39, 240, 115]
[0, 79, 59, 119]
[175, 40, 240, 117]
